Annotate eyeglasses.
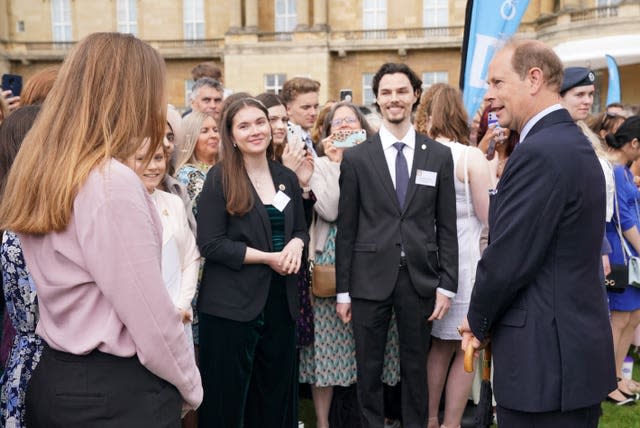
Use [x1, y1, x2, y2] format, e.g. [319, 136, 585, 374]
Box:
[331, 117, 359, 127]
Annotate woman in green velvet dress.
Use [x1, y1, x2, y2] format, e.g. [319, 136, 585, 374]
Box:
[195, 97, 309, 428]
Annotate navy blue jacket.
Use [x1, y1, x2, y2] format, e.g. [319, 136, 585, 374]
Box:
[468, 108, 616, 412]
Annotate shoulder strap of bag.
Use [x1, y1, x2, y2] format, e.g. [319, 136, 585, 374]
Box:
[464, 145, 471, 223]
[614, 188, 630, 264]
[463, 146, 474, 280]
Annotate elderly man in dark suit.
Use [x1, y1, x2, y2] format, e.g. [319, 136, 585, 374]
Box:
[335, 63, 458, 428]
[460, 39, 616, 427]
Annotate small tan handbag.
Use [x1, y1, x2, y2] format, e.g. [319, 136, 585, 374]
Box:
[310, 262, 336, 298]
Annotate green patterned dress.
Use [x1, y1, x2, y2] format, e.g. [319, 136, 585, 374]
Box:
[299, 224, 400, 387]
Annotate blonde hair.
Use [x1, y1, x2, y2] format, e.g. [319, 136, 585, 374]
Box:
[174, 111, 216, 172]
[576, 120, 610, 160]
[0, 33, 166, 234]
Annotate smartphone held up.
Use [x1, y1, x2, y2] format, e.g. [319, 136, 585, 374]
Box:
[339, 89, 353, 102]
[486, 111, 501, 161]
[1, 74, 22, 97]
[286, 123, 305, 152]
[332, 129, 366, 148]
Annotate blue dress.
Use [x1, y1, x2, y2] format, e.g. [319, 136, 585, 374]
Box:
[605, 166, 640, 311]
[0, 231, 44, 428]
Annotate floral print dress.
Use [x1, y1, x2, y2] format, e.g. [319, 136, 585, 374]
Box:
[0, 231, 44, 428]
[299, 224, 400, 387]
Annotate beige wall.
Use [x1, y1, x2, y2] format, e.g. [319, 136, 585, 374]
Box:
[223, 48, 331, 101]
[74, 1, 114, 38]
[207, 0, 230, 38]
[329, 49, 461, 105]
[389, 0, 420, 28]
[329, 0, 467, 30]
[139, 0, 183, 40]
[0, 0, 9, 40]
[1, 0, 638, 112]
[7, 0, 51, 41]
[258, 0, 275, 32]
[329, 0, 362, 31]
[10, 61, 59, 82]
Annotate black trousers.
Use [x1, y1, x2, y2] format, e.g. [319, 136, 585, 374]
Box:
[497, 403, 602, 427]
[351, 266, 434, 428]
[26, 346, 181, 428]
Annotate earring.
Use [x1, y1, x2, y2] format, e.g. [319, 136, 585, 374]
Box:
[233, 143, 237, 148]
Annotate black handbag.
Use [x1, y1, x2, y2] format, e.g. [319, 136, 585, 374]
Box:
[606, 264, 628, 293]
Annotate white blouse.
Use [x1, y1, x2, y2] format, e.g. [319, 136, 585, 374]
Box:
[150, 189, 200, 312]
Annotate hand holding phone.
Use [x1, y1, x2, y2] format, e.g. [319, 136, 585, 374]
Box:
[339, 89, 353, 102]
[486, 111, 501, 161]
[286, 123, 305, 152]
[2, 74, 22, 97]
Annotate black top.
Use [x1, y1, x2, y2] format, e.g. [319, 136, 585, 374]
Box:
[196, 160, 309, 322]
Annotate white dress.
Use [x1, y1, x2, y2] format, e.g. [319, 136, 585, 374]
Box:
[431, 141, 484, 340]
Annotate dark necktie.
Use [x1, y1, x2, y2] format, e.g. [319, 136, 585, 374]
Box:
[393, 142, 409, 207]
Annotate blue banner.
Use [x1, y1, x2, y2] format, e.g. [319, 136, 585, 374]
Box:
[605, 54, 621, 105]
[461, 0, 530, 120]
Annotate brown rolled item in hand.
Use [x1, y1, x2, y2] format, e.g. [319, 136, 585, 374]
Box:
[464, 344, 475, 373]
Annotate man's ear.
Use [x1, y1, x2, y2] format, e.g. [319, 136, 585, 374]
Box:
[528, 67, 544, 94]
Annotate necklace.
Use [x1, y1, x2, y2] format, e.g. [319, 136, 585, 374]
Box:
[248, 170, 270, 190]
[195, 160, 212, 173]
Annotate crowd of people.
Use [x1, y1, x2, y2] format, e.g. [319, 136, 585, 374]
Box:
[0, 32, 639, 428]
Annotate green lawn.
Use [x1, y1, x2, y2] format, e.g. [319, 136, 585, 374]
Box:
[599, 347, 640, 428]
[299, 348, 640, 428]
[299, 398, 316, 428]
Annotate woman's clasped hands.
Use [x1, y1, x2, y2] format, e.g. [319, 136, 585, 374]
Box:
[268, 237, 304, 276]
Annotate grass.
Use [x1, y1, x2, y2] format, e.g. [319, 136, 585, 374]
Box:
[299, 398, 316, 428]
[298, 349, 640, 428]
[599, 347, 640, 428]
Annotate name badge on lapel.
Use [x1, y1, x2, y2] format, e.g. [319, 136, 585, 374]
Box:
[272, 190, 291, 212]
[415, 169, 437, 187]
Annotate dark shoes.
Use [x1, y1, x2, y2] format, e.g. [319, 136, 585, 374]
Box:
[606, 389, 637, 406]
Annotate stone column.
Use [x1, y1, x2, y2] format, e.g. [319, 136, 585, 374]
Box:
[245, 0, 258, 31]
[560, 0, 581, 10]
[228, 0, 242, 33]
[295, 0, 310, 30]
[313, 0, 328, 30]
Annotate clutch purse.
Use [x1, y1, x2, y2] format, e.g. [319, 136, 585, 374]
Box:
[311, 263, 336, 298]
[606, 264, 629, 293]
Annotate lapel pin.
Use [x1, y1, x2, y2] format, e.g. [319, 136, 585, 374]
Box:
[279, 184, 286, 191]
[421, 144, 427, 150]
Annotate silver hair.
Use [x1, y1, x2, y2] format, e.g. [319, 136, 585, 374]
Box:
[190, 77, 224, 101]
